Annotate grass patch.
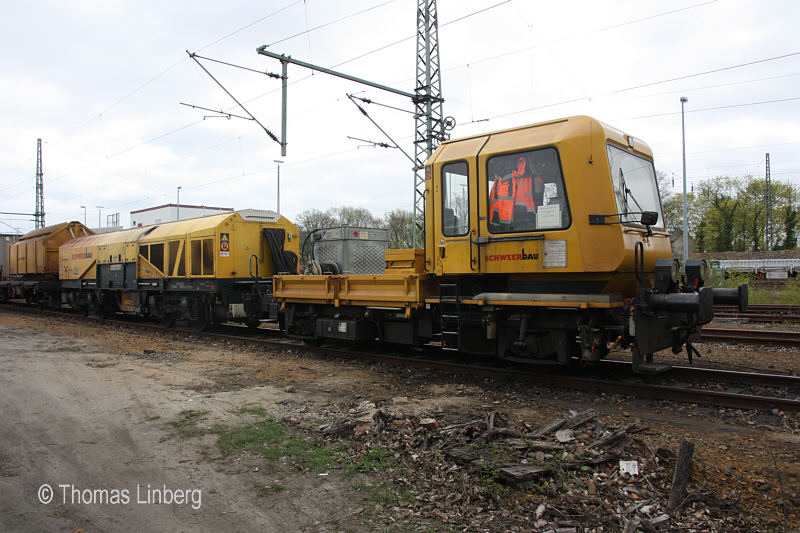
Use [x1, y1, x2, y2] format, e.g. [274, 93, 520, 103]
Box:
[474, 460, 511, 500]
[366, 482, 415, 507]
[345, 448, 394, 475]
[214, 419, 344, 473]
[238, 406, 267, 417]
[168, 410, 209, 438]
[711, 271, 800, 305]
[370, 484, 396, 505]
[396, 486, 414, 504]
[256, 482, 286, 496]
[351, 479, 372, 491]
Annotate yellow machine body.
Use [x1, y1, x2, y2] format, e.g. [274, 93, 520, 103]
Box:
[60, 212, 299, 282]
[9, 221, 93, 277]
[58, 212, 299, 326]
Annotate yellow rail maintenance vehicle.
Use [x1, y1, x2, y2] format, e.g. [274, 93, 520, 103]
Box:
[276, 116, 746, 373]
[1, 221, 93, 305]
[59, 211, 299, 329]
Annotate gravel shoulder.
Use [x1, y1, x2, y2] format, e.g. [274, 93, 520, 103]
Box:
[1, 309, 799, 531]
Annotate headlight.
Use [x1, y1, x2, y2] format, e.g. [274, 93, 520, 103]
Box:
[654, 258, 680, 293]
[685, 259, 708, 289]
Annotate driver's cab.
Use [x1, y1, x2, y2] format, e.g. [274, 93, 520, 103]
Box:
[424, 116, 667, 283]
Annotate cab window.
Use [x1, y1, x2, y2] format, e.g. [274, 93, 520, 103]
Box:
[441, 161, 469, 237]
[487, 147, 570, 234]
[606, 144, 664, 228]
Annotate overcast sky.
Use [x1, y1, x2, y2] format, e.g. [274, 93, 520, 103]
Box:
[1, 0, 798, 233]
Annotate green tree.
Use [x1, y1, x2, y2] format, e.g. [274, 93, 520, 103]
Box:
[735, 177, 765, 251]
[383, 209, 414, 249]
[777, 205, 799, 250]
[328, 206, 381, 228]
[678, 175, 799, 252]
[695, 176, 741, 252]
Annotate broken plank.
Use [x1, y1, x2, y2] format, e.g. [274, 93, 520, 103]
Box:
[499, 465, 549, 483]
[562, 408, 596, 430]
[527, 418, 566, 438]
[445, 447, 480, 465]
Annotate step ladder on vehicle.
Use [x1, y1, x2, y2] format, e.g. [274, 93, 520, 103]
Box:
[439, 283, 460, 351]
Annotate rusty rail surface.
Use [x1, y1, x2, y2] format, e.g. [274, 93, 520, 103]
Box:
[701, 327, 800, 346]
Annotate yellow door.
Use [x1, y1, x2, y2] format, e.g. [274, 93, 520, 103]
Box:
[432, 136, 488, 275]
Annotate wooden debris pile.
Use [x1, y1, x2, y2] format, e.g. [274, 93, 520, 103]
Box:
[312, 404, 749, 531]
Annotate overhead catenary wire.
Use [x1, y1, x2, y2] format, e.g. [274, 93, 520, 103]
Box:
[5, 2, 800, 229]
[179, 102, 255, 121]
[346, 136, 393, 149]
[462, 51, 800, 125]
[348, 94, 414, 115]
[50, 0, 399, 153]
[265, 0, 395, 48]
[347, 94, 414, 164]
[0, 0, 592, 195]
[197, 0, 301, 52]
[616, 96, 800, 121]
[187, 51, 281, 146]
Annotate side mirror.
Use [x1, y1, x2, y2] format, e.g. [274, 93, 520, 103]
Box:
[640, 211, 658, 226]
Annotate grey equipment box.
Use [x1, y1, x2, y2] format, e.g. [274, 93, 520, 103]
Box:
[312, 226, 389, 275]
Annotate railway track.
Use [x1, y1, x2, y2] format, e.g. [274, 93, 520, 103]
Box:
[713, 312, 800, 323]
[714, 303, 800, 323]
[700, 327, 800, 346]
[3, 305, 798, 413]
[715, 303, 800, 314]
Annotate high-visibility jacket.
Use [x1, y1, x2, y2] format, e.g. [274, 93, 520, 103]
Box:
[512, 157, 540, 212]
[489, 174, 515, 223]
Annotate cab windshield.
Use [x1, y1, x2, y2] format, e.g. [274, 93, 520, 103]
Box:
[606, 144, 663, 228]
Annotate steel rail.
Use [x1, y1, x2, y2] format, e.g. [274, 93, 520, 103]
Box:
[713, 312, 800, 323]
[715, 304, 800, 314]
[701, 327, 800, 346]
[597, 359, 800, 387]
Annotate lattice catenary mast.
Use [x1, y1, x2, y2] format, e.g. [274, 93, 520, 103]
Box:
[412, 0, 446, 247]
[765, 153, 772, 250]
[35, 138, 44, 229]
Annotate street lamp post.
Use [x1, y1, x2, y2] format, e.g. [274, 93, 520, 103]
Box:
[273, 160, 284, 214]
[96, 205, 104, 228]
[177, 186, 182, 221]
[80, 205, 87, 226]
[680, 96, 689, 271]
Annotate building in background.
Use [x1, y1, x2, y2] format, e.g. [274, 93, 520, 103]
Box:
[130, 204, 233, 227]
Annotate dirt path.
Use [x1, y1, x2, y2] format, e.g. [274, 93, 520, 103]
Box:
[0, 316, 359, 532]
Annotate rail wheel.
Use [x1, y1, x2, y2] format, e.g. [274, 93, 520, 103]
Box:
[99, 295, 116, 319]
[159, 312, 177, 328]
[302, 336, 324, 346]
[190, 298, 212, 332]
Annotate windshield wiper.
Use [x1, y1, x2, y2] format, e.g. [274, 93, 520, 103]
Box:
[619, 168, 645, 217]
